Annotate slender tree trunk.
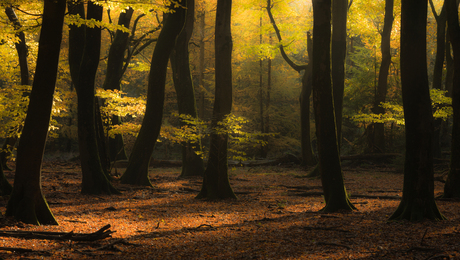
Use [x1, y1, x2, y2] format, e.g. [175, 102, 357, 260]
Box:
[121, 1, 187, 186]
[312, 0, 355, 213]
[389, 0, 444, 221]
[196, 0, 237, 200]
[170, 0, 205, 178]
[75, 1, 119, 195]
[266, 0, 316, 166]
[5, 0, 66, 225]
[103, 7, 134, 162]
[370, 0, 394, 153]
[430, 0, 446, 158]
[442, 0, 460, 198]
[198, 10, 206, 119]
[300, 32, 317, 167]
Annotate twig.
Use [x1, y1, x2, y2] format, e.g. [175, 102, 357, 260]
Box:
[0, 224, 114, 241]
[421, 228, 429, 246]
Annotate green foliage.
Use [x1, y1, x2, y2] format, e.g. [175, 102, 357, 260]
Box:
[95, 88, 146, 137]
[162, 113, 274, 161]
[0, 84, 29, 138]
[352, 89, 453, 126]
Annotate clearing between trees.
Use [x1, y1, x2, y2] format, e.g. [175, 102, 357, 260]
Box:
[0, 161, 458, 259]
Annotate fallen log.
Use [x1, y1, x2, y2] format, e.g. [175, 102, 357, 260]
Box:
[0, 224, 114, 241]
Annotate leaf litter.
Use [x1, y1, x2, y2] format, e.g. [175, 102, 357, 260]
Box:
[0, 162, 458, 259]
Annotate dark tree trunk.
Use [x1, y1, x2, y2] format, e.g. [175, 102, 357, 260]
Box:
[75, 1, 119, 195]
[121, 1, 187, 186]
[196, 0, 237, 200]
[300, 32, 317, 167]
[370, 0, 394, 153]
[389, 0, 444, 221]
[430, 0, 446, 158]
[103, 7, 134, 162]
[0, 164, 12, 196]
[5, 0, 66, 225]
[331, 0, 348, 149]
[170, 0, 205, 178]
[198, 10, 206, 120]
[1, 6, 31, 171]
[312, 0, 355, 213]
[443, 0, 460, 198]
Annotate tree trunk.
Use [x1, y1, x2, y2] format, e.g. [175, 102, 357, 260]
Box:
[121, 1, 187, 186]
[389, 0, 444, 221]
[300, 32, 317, 167]
[198, 10, 206, 120]
[5, 0, 66, 225]
[430, 0, 446, 159]
[266, 1, 316, 166]
[331, 0, 348, 149]
[75, 1, 119, 195]
[103, 7, 134, 162]
[0, 163, 12, 196]
[370, 0, 394, 153]
[170, 0, 205, 178]
[312, 0, 355, 213]
[196, 0, 237, 200]
[442, 0, 460, 198]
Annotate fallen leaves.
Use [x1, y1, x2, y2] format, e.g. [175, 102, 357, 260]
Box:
[0, 162, 458, 259]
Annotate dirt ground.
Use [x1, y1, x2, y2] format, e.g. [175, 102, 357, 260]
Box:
[0, 161, 458, 259]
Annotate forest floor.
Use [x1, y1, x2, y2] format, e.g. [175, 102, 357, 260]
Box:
[0, 160, 459, 260]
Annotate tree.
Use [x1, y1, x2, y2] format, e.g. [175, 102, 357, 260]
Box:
[121, 1, 187, 186]
[389, 0, 445, 221]
[312, 0, 355, 213]
[103, 7, 134, 162]
[367, 0, 394, 153]
[5, 0, 66, 225]
[170, 0, 205, 178]
[196, 0, 237, 200]
[429, 0, 446, 159]
[266, 0, 317, 167]
[442, 0, 460, 198]
[71, 1, 119, 194]
[331, 0, 348, 150]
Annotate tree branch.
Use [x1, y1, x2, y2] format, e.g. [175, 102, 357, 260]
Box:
[266, 0, 307, 72]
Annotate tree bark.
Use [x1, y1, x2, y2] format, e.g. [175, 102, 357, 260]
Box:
[103, 7, 134, 162]
[5, 0, 66, 225]
[300, 32, 317, 167]
[75, 1, 119, 195]
[442, 0, 460, 198]
[170, 0, 205, 178]
[121, 1, 187, 186]
[389, 0, 444, 221]
[312, 0, 355, 213]
[331, 0, 348, 149]
[370, 0, 394, 153]
[196, 0, 237, 200]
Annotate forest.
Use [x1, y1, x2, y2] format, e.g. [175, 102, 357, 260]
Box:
[0, 0, 459, 259]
